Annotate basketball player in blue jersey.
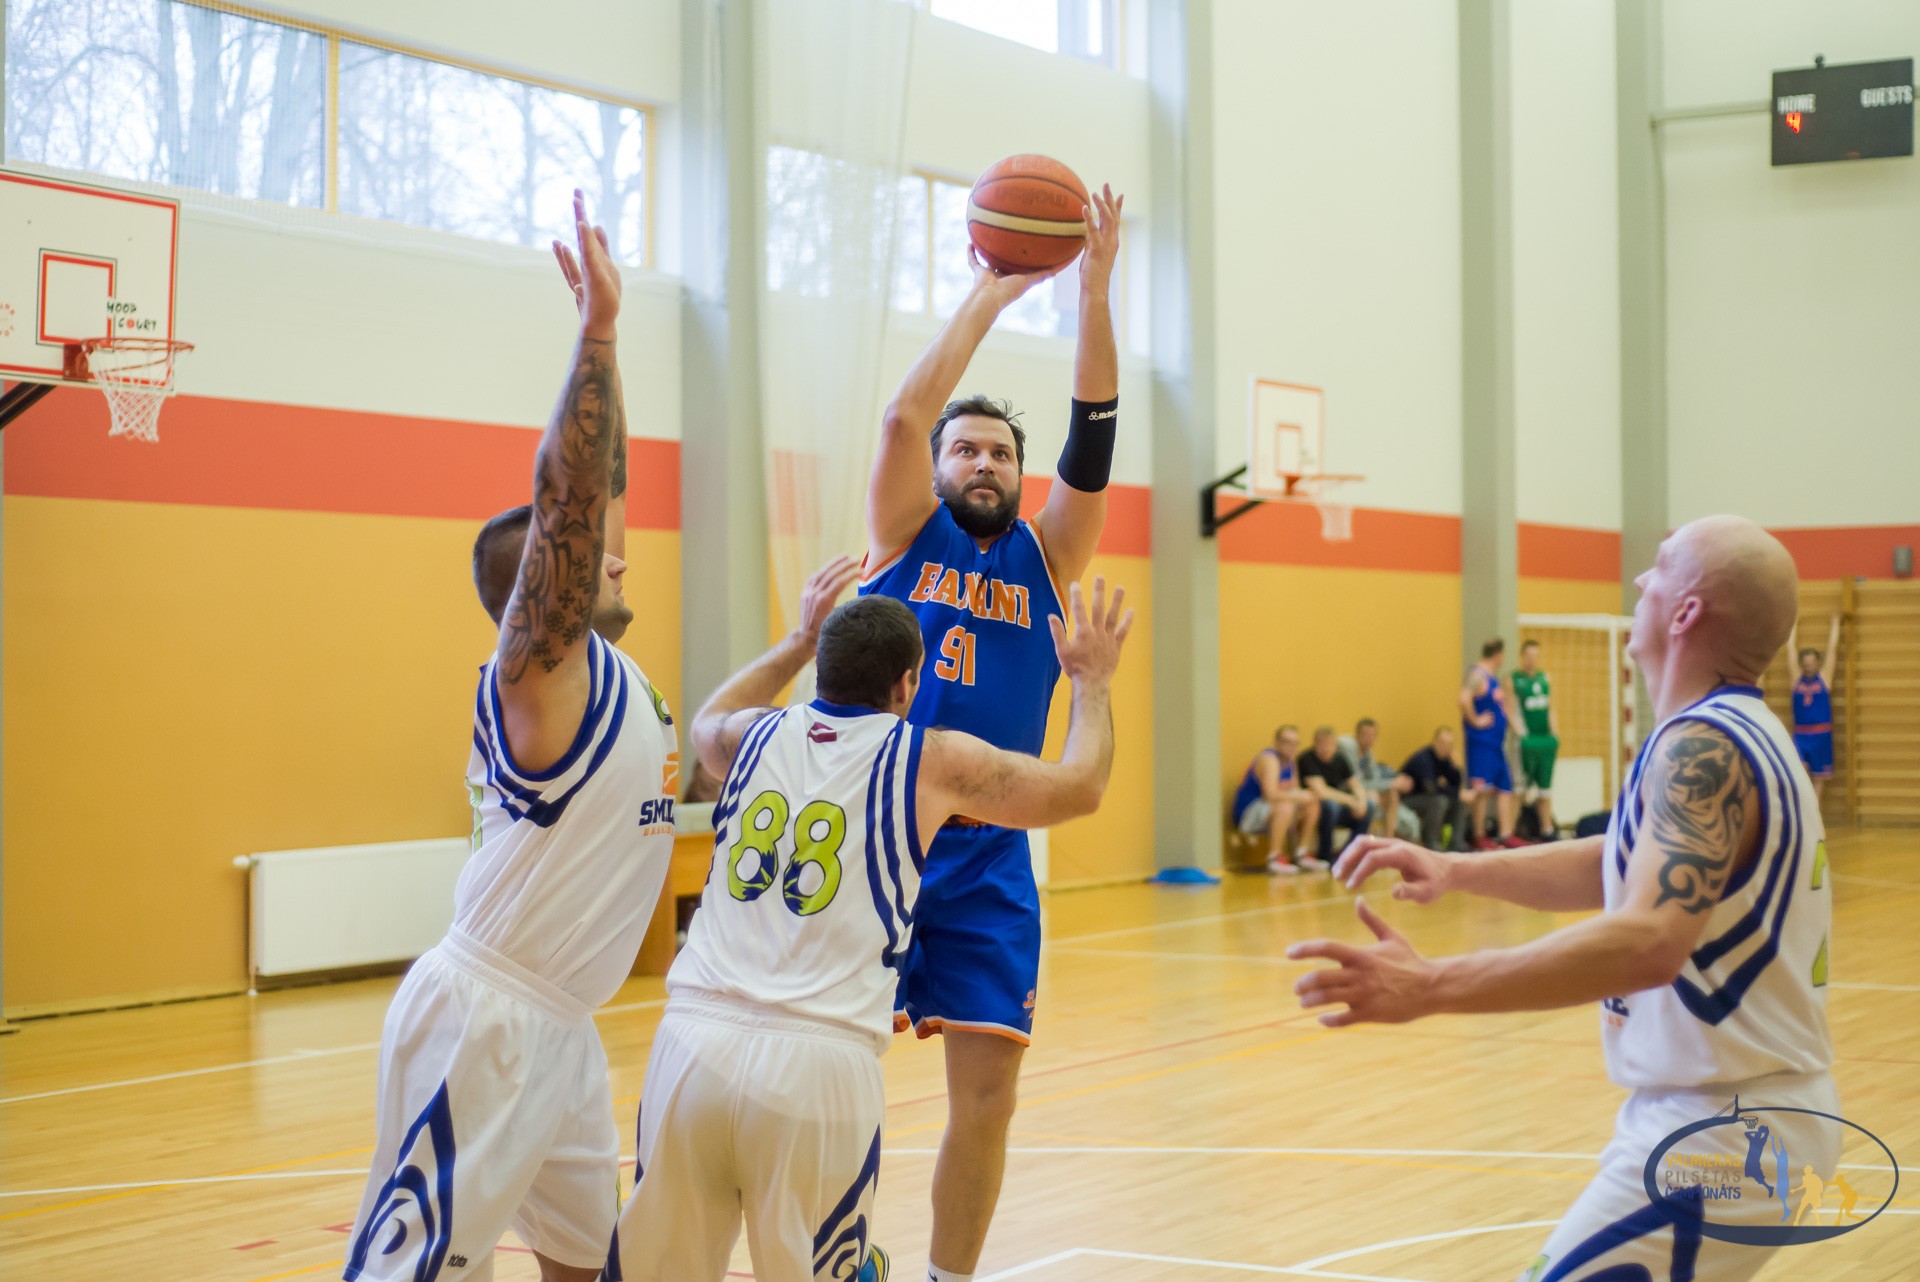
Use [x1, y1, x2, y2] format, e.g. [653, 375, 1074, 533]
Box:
[1461, 637, 1524, 849]
[859, 183, 1123, 1282]
[1789, 614, 1840, 802]
[1309, 516, 1837, 1281]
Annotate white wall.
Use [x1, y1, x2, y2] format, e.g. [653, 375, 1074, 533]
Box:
[1511, 0, 1621, 532]
[1209, 0, 1463, 517]
[172, 209, 682, 436]
[1662, 0, 1920, 529]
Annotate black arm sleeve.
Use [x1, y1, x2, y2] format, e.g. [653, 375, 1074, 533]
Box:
[1055, 396, 1118, 493]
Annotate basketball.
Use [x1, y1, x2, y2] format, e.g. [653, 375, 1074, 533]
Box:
[966, 154, 1090, 274]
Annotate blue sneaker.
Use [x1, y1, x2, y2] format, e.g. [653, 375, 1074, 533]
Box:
[856, 1244, 890, 1282]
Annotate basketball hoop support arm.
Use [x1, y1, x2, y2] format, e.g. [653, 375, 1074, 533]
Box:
[0, 381, 56, 431]
[1200, 464, 1261, 538]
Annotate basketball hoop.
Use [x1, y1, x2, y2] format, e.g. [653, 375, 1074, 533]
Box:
[72, 337, 194, 442]
[1289, 474, 1357, 543]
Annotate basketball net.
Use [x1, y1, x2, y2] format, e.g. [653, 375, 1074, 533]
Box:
[75, 337, 194, 443]
[1289, 476, 1354, 542]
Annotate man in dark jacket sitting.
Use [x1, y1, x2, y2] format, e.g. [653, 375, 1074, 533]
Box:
[1392, 726, 1479, 852]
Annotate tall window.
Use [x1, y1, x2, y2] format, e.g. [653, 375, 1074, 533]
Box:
[6, 0, 327, 206]
[5, 0, 652, 266]
[909, 171, 1079, 339]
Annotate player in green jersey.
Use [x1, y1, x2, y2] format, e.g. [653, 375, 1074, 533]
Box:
[1511, 639, 1558, 837]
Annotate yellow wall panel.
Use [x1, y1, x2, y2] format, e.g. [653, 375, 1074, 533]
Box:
[1519, 576, 1623, 617]
[1218, 564, 1463, 813]
[2, 497, 680, 1014]
[1040, 554, 1154, 886]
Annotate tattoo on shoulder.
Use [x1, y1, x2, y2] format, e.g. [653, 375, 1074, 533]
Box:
[1645, 728, 1754, 914]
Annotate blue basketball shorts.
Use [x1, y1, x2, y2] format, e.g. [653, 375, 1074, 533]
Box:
[1795, 731, 1834, 779]
[1466, 739, 1513, 793]
[894, 823, 1040, 1046]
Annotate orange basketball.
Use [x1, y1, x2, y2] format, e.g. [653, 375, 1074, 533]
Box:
[966, 155, 1090, 275]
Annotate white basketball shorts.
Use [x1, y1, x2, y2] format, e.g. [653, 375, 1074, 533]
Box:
[1520, 1073, 1840, 1282]
[344, 929, 620, 1282]
[610, 990, 887, 1282]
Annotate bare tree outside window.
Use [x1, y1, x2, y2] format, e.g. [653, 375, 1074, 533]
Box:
[6, 0, 325, 206]
[335, 45, 646, 266]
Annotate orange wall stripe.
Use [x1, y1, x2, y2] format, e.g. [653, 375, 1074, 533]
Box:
[4, 389, 681, 530]
[1215, 498, 1460, 572]
[1770, 525, 1919, 581]
[1518, 521, 1620, 582]
[1018, 476, 1152, 557]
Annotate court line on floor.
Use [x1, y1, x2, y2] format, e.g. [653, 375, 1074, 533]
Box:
[887, 1143, 1900, 1176]
[1831, 873, 1920, 893]
[1829, 981, 1920, 992]
[977, 1245, 1431, 1281]
[1051, 946, 1311, 967]
[1295, 1220, 1561, 1270]
[0, 1042, 383, 1105]
[1050, 893, 1349, 945]
[0, 1170, 369, 1197]
[0, 997, 669, 1107]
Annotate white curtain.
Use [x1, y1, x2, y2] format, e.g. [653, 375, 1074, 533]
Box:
[758, 0, 916, 701]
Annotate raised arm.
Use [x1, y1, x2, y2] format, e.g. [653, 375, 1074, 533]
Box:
[915, 578, 1131, 846]
[688, 557, 860, 781]
[868, 255, 1057, 560]
[1297, 722, 1758, 1025]
[553, 235, 629, 562]
[494, 192, 625, 773]
[1823, 613, 1840, 683]
[1032, 185, 1123, 588]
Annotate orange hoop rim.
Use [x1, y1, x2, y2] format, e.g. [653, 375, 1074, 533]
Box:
[77, 336, 196, 356]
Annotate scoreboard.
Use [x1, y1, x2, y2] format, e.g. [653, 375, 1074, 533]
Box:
[1772, 58, 1914, 166]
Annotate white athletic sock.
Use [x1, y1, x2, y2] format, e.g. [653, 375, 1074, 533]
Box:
[928, 1266, 973, 1282]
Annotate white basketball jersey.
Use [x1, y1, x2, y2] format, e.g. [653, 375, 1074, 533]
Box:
[668, 700, 925, 1048]
[1600, 685, 1832, 1089]
[461, 632, 680, 1010]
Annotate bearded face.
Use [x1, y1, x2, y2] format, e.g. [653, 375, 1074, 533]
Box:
[933, 414, 1023, 541]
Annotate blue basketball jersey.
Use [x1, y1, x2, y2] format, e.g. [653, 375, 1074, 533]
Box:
[1792, 675, 1832, 734]
[1464, 663, 1506, 745]
[1232, 748, 1292, 826]
[859, 505, 1065, 757]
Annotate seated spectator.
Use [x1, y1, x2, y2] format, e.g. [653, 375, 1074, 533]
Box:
[1232, 725, 1318, 875]
[1298, 725, 1375, 869]
[1338, 718, 1411, 839]
[1393, 726, 1479, 852]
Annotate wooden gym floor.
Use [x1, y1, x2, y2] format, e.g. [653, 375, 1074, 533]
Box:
[4, 831, 1915, 1280]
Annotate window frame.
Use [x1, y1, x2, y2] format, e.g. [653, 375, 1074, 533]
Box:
[13, 0, 658, 268]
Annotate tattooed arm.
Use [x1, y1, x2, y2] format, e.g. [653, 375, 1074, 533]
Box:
[494, 191, 625, 773]
[915, 579, 1131, 851]
[1289, 722, 1761, 1025]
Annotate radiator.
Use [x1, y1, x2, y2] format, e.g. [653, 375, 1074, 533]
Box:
[236, 838, 470, 983]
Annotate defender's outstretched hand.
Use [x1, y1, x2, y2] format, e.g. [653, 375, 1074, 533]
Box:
[798, 555, 861, 644]
[1049, 577, 1132, 686]
[550, 189, 622, 339]
[1334, 835, 1458, 904]
[1287, 899, 1435, 1027]
[1079, 184, 1123, 294]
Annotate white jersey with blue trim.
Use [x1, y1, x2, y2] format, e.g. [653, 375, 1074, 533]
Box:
[667, 699, 925, 1049]
[461, 632, 681, 1010]
[1600, 685, 1832, 1089]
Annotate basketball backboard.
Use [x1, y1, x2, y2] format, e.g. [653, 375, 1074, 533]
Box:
[1247, 377, 1323, 498]
[1, 169, 180, 389]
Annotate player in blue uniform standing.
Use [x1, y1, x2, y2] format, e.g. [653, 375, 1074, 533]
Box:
[860, 183, 1124, 1282]
[1460, 637, 1525, 850]
[1791, 612, 1840, 801]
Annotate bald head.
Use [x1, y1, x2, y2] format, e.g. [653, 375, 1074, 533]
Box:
[1644, 516, 1799, 682]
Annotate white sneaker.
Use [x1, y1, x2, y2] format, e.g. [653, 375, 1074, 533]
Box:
[1297, 857, 1331, 873]
[1266, 857, 1302, 876]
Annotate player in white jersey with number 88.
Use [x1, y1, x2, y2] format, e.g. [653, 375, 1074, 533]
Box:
[1297, 516, 1839, 1281]
[608, 569, 1132, 1282]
